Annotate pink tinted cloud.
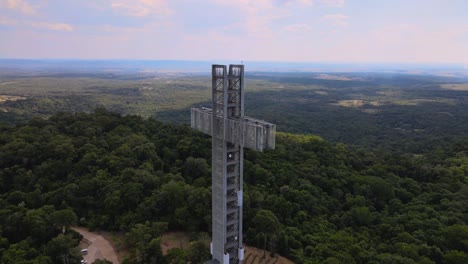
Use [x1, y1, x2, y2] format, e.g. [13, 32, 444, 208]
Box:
[111, 0, 172, 17]
[316, 0, 345, 7]
[314, 23, 468, 63]
[0, 0, 35, 14]
[0, 14, 17, 25]
[210, 0, 290, 37]
[287, 0, 345, 7]
[283, 23, 311, 32]
[211, 0, 344, 38]
[0, 15, 73, 31]
[29, 21, 73, 31]
[322, 13, 349, 27]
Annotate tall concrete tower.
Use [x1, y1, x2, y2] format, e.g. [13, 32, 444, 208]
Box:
[191, 64, 276, 264]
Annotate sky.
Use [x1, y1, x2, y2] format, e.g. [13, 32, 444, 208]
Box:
[0, 0, 467, 64]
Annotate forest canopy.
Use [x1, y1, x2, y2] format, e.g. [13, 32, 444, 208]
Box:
[0, 110, 467, 263]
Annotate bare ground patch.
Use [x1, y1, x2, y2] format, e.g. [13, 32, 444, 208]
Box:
[0, 95, 26, 103]
[393, 98, 456, 106]
[334, 100, 383, 107]
[440, 84, 468, 91]
[335, 99, 365, 107]
[243, 246, 294, 264]
[98, 230, 129, 262]
[161, 232, 191, 255]
[73, 227, 120, 264]
[313, 74, 359, 81]
[315, 91, 328, 95]
[0, 82, 18, 86]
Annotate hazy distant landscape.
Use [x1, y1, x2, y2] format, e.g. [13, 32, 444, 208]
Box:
[1, 60, 467, 153]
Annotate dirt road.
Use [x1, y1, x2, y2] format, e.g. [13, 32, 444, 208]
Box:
[73, 227, 120, 264]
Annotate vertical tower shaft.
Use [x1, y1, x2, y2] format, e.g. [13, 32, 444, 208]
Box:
[211, 65, 244, 264]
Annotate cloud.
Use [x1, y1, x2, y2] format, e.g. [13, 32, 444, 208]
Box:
[210, 0, 291, 37]
[0, 15, 73, 31]
[0, 0, 35, 14]
[30, 22, 73, 31]
[209, 0, 344, 37]
[111, 0, 172, 17]
[0, 2, 72, 32]
[100, 24, 146, 34]
[283, 23, 311, 32]
[316, 0, 345, 7]
[0, 14, 17, 25]
[313, 23, 468, 63]
[323, 13, 349, 27]
[285, 0, 345, 7]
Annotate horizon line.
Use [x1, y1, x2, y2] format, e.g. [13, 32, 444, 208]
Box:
[0, 58, 467, 67]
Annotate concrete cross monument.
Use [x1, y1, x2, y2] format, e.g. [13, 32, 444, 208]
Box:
[191, 64, 276, 264]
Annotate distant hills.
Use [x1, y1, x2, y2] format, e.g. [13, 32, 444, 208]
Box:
[1, 59, 467, 76]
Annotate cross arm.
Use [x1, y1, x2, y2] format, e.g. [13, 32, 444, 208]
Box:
[191, 108, 276, 151]
[191, 107, 214, 136]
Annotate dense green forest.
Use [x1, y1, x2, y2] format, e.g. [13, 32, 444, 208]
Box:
[0, 110, 467, 263]
[1, 72, 468, 153]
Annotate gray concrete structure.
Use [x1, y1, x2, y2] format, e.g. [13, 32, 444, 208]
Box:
[191, 65, 276, 264]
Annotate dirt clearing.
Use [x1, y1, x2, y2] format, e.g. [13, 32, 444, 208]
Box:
[73, 227, 120, 264]
[161, 232, 293, 264]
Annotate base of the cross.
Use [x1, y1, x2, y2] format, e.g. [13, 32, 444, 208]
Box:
[205, 260, 220, 264]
